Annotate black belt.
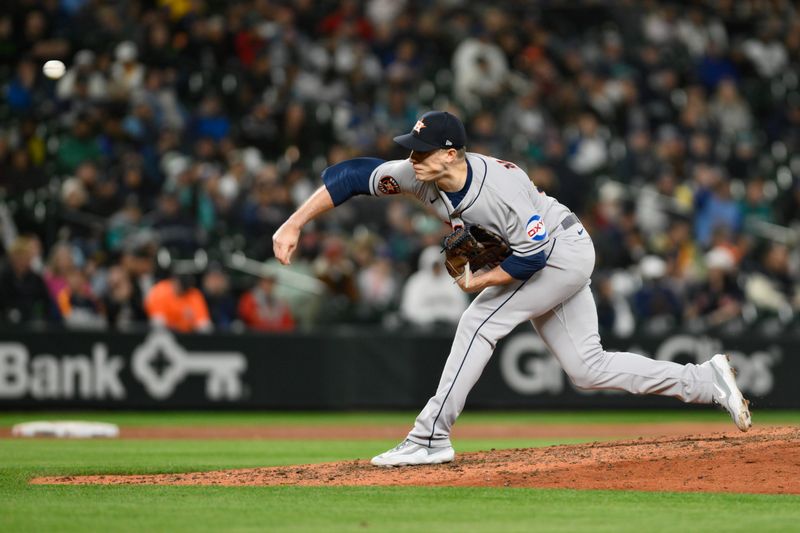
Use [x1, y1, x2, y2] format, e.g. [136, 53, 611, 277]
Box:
[558, 214, 579, 232]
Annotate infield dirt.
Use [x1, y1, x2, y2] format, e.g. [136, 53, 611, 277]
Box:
[31, 425, 799, 494]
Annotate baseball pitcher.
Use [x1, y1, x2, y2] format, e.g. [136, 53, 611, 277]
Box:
[272, 110, 751, 467]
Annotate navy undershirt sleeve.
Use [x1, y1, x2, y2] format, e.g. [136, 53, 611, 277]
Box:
[500, 251, 547, 280]
[442, 160, 473, 208]
[321, 157, 385, 206]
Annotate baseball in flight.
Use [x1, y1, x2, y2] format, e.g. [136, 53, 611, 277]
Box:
[42, 60, 66, 79]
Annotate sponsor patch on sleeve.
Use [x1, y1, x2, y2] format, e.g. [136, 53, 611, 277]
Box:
[526, 214, 547, 241]
[378, 176, 401, 195]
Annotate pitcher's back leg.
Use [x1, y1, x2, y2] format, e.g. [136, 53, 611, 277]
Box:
[532, 282, 715, 403]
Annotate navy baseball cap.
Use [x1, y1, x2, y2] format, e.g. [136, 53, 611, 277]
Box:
[394, 111, 467, 152]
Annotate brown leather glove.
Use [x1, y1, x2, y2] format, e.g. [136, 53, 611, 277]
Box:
[442, 224, 511, 278]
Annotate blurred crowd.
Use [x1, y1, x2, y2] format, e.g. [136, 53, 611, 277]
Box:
[1, 0, 799, 336]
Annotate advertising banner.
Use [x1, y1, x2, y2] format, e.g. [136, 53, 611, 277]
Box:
[0, 328, 794, 409]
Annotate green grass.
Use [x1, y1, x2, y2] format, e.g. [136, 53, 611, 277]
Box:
[4, 485, 799, 533]
[1, 411, 799, 533]
[2, 408, 799, 427]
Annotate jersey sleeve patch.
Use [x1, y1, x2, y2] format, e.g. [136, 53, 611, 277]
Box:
[525, 215, 548, 242]
[378, 176, 401, 195]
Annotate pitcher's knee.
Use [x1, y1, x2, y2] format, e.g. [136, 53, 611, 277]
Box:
[566, 368, 602, 390]
[564, 352, 608, 390]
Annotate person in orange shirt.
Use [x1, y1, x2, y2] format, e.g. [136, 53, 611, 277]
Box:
[144, 272, 212, 332]
[237, 273, 295, 332]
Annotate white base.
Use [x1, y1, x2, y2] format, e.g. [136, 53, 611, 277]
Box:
[11, 421, 119, 438]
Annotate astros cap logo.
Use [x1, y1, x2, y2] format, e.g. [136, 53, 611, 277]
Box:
[394, 111, 466, 151]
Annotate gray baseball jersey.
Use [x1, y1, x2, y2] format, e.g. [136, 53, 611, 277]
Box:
[370, 153, 716, 448]
[369, 153, 571, 252]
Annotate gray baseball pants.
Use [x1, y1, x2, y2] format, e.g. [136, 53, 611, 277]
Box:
[407, 222, 716, 448]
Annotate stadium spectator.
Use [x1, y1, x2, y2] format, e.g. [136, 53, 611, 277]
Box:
[192, 95, 230, 143]
[56, 267, 105, 329]
[241, 168, 294, 259]
[239, 102, 280, 155]
[636, 169, 685, 236]
[103, 265, 148, 331]
[685, 247, 744, 331]
[148, 191, 197, 254]
[676, 8, 728, 58]
[314, 235, 358, 307]
[738, 178, 775, 235]
[632, 256, 682, 333]
[383, 200, 422, 274]
[318, 0, 374, 41]
[109, 41, 145, 100]
[500, 89, 549, 151]
[6, 58, 39, 114]
[202, 266, 237, 330]
[453, 30, 509, 112]
[567, 111, 609, 176]
[237, 273, 295, 332]
[693, 167, 742, 247]
[594, 272, 636, 338]
[744, 243, 798, 322]
[539, 136, 588, 217]
[144, 272, 212, 333]
[356, 248, 399, 321]
[642, 4, 678, 46]
[57, 116, 103, 174]
[0, 237, 60, 324]
[468, 111, 503, 156]
[119, 243, 157, 305]
[710, 79, 754, 141]
[742, 21, 788, 79]
[399, 245, 469, 328]
[43, 241, 79, 301]
[3, 119, 47, 188]
[697, 41, 738, 91]
[657, 217, 701, 283]
[56, 49, 108, 102]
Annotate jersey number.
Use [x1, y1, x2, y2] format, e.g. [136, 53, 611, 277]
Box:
[495, 159, 516, 170]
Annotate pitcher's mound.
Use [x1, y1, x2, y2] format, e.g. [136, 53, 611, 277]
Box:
[31, 426, 799, 494]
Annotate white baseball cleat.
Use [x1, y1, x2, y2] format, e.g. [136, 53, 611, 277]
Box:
[370, 439, 455, 467]
[709, 353, 752, 432]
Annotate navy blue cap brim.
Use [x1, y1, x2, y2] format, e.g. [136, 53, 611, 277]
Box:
[393, 133, 442, 152]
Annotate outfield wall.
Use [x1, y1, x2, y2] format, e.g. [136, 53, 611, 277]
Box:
[0, 328, 794, 409]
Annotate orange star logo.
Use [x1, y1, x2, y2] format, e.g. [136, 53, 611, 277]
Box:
[412, 120, 426, 134]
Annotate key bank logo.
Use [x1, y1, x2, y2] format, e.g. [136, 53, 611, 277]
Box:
[132, 331, 247, 400]
[0, 331, 247, 401]
[526, 215, 547, 241]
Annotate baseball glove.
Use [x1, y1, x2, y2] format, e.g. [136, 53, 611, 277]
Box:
[442, 224, 511, 278]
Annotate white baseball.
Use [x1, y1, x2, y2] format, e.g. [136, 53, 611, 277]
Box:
[42, 60, 66, 79]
